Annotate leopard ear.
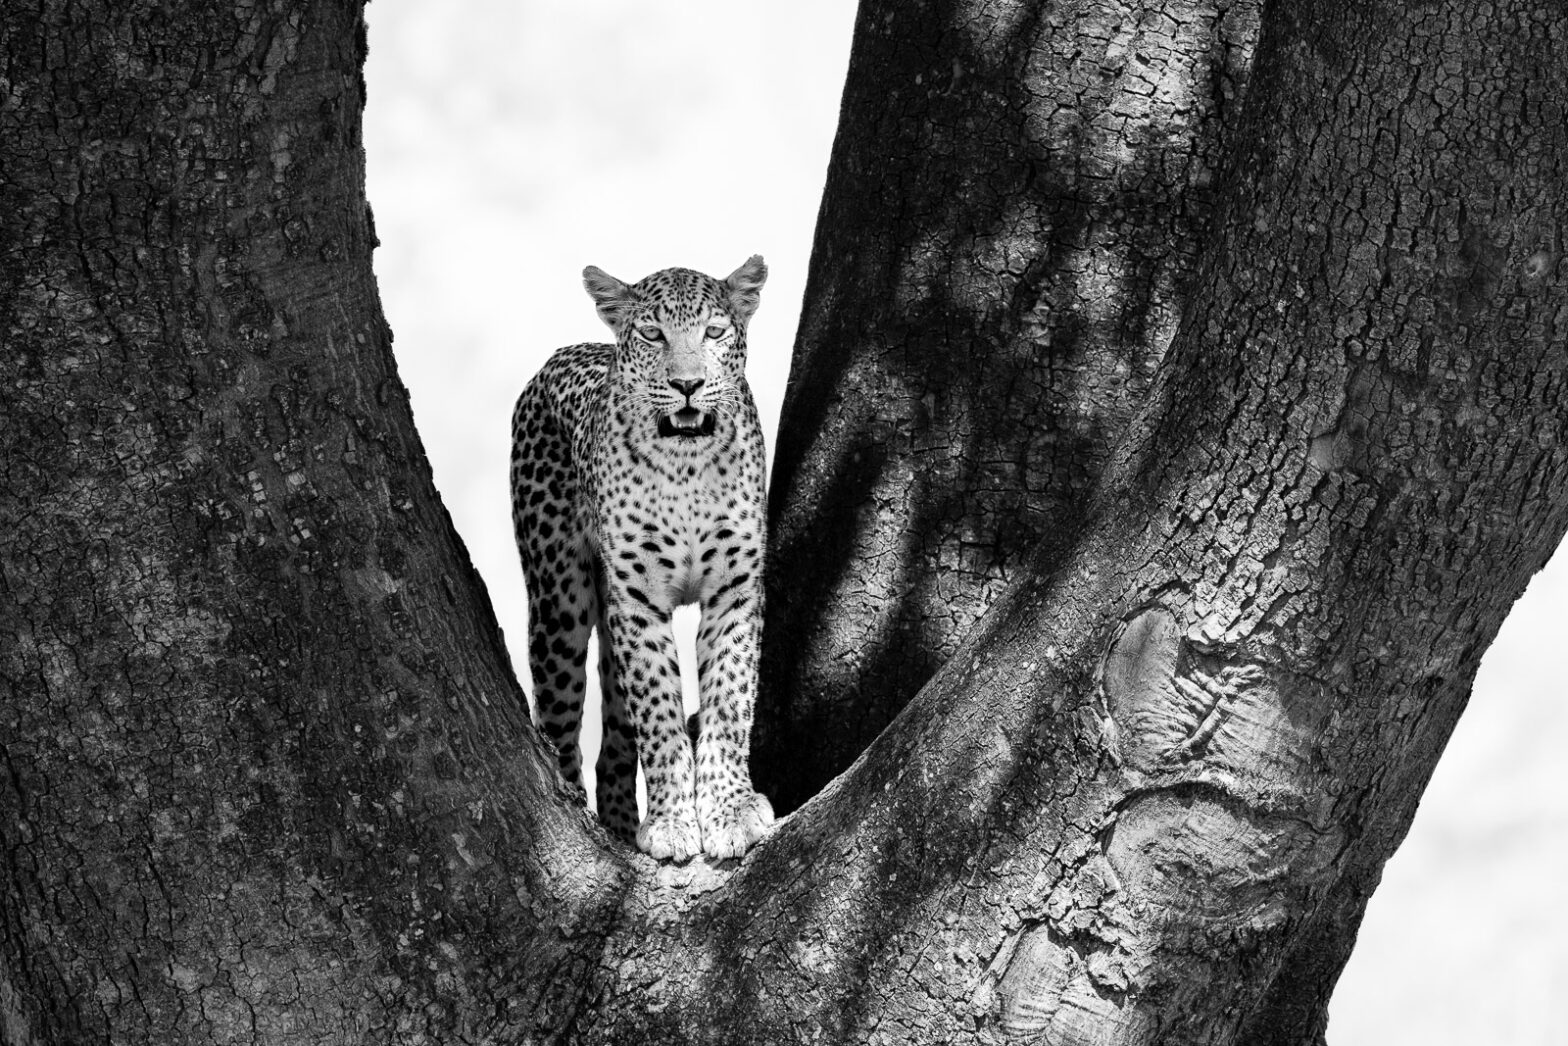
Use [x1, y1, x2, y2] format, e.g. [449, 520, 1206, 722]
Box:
[583, 265, 635, 330]
[724, 255, 767, 323]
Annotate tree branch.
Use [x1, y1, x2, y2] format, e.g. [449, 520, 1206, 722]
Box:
[757, 0, 1266, 810]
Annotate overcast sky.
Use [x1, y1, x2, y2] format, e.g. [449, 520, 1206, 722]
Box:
[362, 3, 1566, 1040]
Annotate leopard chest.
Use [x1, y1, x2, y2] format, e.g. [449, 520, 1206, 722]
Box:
[584, 435, 762, 611]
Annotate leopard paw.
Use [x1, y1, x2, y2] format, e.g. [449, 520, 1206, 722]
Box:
[699, 791, 774, 861]
[637, 807, 702, 862]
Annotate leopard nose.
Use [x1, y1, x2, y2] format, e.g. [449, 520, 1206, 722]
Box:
[668, 378, 704, 398]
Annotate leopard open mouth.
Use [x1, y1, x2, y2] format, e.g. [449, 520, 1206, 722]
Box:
[658, 409, 715, 438]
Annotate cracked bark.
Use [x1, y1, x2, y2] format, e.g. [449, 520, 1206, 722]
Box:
[2, 1, 1566, 1044]
[0, 3, 619, 1041]
[756, 0, 1266, 813]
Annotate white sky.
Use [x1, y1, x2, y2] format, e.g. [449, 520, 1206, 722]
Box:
[362, 3, 1566, 1040]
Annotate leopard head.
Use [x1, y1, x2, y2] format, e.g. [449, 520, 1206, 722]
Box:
[583, 256, 766, 439]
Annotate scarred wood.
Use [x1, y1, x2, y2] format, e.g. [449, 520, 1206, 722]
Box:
[756, 0, 1267, 813]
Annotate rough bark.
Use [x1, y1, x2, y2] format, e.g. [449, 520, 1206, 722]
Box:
[756, 0, 1265, 812]
[1, 1, 1565, 1045]
[764, 0, 1568, 1040]
[0, 3, 617, 1041]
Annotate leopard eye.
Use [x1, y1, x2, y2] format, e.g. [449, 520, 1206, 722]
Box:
[705, 324, 729, 340]
[636, 325, 665, 343]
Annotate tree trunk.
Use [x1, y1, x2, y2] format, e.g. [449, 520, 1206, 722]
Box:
[0, 3, 617, 1040]
[3, 2, 1565, 1046]
[756, 0, 1265, 814]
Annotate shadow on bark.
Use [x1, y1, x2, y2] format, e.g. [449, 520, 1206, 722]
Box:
[758, 0, 1260, 813]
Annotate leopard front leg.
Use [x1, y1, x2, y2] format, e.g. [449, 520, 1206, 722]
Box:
[601, 576, 700, 862]
[694, 567, 774, 860]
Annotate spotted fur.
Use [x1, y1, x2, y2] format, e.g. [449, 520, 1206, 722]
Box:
[510, 257, 775, 861]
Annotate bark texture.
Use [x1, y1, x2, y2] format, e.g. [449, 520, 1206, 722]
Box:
[756, 0, 1264, 811]
[759, 0, 1568, 1041]
[2, 0, 1565, 1044]
[0, 3, 618, 1041]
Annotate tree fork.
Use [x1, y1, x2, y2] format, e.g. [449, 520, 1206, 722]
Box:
[0, 0, 1564, 1044]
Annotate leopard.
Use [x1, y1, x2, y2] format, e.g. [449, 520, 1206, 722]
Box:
[510, 256, 775, 862]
